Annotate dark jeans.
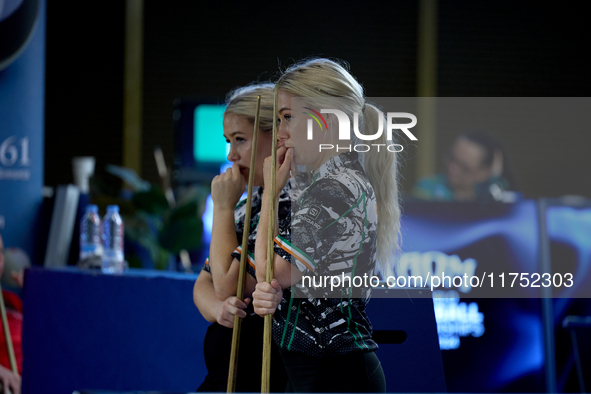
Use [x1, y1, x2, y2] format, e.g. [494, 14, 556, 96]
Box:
[279, 347, 387, 393]
[197, 315, 288, 392]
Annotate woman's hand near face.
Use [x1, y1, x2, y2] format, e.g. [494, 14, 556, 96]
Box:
[211, 163, 247, 210]
[263, 146, 292, 199]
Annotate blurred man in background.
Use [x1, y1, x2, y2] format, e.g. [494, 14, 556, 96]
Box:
[413, 132, 517, 202]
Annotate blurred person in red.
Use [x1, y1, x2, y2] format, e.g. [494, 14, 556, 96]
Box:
[0, 232, 23, 394]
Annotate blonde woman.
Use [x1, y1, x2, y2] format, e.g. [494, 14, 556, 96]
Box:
[253, 58, 400, 392]
[193, 83, 288, 392]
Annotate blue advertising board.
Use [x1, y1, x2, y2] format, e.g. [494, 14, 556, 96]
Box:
[400, 200, 545, 392]
[0, 0, 45, 257]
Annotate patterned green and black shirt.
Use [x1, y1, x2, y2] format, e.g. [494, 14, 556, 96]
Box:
[272, 151, 379, 357]
[203, 183, 294, 282]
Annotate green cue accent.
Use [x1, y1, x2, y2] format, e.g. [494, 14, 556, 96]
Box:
[280, 293, 295, 348]
[287, 299, 302, 350]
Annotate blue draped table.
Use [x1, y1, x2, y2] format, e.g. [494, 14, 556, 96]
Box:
[21, 267, 444, 393]
[21, 267, 207, 393]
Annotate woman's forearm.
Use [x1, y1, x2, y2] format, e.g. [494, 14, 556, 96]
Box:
[255, 189, 280, 283]
[208, 206, 239, 297]
[255, 188, 305, 288]
[193, 271, 222, 323]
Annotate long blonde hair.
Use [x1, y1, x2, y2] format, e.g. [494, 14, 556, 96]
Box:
[277, 58, 401, 276]
[224, 83, 275, 133]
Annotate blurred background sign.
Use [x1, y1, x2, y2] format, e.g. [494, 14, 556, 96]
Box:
[0, 0, 45, 258]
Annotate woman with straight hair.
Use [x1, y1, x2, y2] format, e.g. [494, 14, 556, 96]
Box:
[253, 58, 401, 392]
[193, 83, 288, 392]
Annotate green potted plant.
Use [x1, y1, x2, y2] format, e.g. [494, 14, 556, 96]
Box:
[91, 165, 208, 270]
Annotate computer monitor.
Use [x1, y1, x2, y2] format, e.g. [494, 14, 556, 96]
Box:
[173, 97, 244, 249]
[173, 98, 230, 184]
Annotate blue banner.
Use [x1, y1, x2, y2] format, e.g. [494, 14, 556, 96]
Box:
[0, 0, 45, 258]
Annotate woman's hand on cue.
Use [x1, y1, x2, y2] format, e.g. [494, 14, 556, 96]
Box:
[263, 147, 292, 198]
[253, 279, 282, 316]
[0, 364, 20, 394]
[215, 296, 251, 328]
[211, 163, 246, 210]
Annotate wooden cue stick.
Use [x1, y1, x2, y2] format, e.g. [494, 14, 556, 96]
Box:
[0, 283, 18, 375]
[261, 84, 279, 393]
[227, 96, 262, 393]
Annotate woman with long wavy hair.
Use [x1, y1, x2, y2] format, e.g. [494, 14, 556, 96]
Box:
[253, 58, 401, 392]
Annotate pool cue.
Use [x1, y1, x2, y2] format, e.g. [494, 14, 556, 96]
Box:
[154, 146, 175, 208]
[154, 146, 192, 273]
[261, 84, 279, 393]
[0, 283, 19, 376]
[227, 96, 262, 393]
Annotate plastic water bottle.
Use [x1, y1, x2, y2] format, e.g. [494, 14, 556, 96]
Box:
[79, 204, 102, 261]
[101, 205, 125, 273]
